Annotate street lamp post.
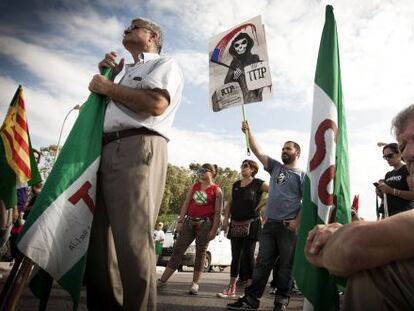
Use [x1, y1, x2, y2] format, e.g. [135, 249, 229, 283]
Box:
[54, 104, 80, 161]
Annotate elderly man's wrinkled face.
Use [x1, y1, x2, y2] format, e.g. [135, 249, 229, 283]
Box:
[398, 118, 414, 175]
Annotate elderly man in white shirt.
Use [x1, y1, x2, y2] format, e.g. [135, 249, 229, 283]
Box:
[86, 17, 183, 311]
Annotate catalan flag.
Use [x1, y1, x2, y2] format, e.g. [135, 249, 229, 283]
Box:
[0, 85, 41, 209]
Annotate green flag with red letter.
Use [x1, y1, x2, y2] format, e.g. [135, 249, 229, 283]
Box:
[293, 5, 351, 311]
[17, 70, 111, 309]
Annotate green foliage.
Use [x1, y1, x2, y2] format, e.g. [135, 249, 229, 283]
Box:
[215, 167, 240, 201]
[160, 164, 194, 215]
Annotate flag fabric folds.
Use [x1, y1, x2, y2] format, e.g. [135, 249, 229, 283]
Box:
[293, 5, 351, 311]
[17, 70, 110, 309]
[0, 86, 41, 209]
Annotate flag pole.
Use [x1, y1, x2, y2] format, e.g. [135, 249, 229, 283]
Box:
[0, 255, 34, 310]
[4, 257, 34, 310]
[383, 193, 389, 218]
[375, 193, 380, 220]
[0, 253, 23, 308]
[241, 104, 251, 155]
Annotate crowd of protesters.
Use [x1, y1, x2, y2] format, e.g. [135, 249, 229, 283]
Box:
[155, 121, 305, 311]
[155, 109, 414, 311]
[1, 15, 413, 311]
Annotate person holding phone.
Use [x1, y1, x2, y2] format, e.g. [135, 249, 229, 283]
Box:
[375, 143, 414, 217]
[218, 159, 268, 298]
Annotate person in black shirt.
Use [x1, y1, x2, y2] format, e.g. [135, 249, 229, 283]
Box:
[218, 160, 268, 298]
[376, 143, 414, 217]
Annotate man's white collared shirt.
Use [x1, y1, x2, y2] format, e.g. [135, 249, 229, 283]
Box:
[103, 52, 183, 140]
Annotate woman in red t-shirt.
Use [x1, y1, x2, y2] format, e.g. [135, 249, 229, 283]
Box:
[158, 163, 223, 295]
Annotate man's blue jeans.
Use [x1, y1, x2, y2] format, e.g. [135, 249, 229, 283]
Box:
[246, 220, 297, 305]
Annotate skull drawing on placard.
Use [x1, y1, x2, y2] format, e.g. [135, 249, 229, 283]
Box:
[233, 38, 248, 55]
[223, 31, 263, 105]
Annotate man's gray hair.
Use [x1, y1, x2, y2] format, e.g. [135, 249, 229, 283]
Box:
[392, 104, 414, 138]
[132, 17, 164, 53]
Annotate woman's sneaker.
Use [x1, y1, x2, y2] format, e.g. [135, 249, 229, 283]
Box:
[189, 282, 199, 295]
[217, 285, 236, 298]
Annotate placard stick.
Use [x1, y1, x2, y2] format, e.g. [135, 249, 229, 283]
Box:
[241, 104, 251, 156]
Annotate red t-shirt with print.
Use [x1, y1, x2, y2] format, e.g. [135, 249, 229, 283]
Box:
[187, 182, 219, 218]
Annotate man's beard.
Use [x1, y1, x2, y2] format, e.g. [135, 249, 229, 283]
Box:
[282, 153, 295, 165]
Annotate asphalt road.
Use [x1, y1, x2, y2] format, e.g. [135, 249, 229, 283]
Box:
[0, 264, 304, 310]
[157, 266, 304, 311]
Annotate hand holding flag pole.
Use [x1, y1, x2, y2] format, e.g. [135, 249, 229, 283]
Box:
[0, 67, 115, 310]
[241, 106, 251, 156]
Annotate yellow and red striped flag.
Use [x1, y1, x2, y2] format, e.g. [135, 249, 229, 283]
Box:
[0, 85, 41, 209]
[0, 85, 31, 184]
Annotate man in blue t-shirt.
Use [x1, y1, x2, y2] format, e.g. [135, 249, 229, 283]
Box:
[228, 121, 304, 311]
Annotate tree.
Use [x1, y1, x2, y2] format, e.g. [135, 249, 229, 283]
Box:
[215, 167, 240, 202]
[159, 164, 193, 215]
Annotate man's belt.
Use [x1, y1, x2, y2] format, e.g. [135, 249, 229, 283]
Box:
[267, 218, 294, 226]
[102, 127, 160, 145]
[187, 216, 210, 223]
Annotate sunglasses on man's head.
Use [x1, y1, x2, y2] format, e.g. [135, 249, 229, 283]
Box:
[241, 163, 250, 169]
[383, 153, 395, 160]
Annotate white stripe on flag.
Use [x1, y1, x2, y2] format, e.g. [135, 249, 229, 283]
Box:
[18, 157, 100, 279]
[308, 84, 337, 223]
[303, 298, 314, 311]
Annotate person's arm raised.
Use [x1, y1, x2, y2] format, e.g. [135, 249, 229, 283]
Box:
[241, 121, 269, 169]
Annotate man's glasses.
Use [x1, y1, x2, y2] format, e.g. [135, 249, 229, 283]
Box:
[124, 24, 154, 34]
[241, 163, 250, 169]
[383, 153, 395, 160]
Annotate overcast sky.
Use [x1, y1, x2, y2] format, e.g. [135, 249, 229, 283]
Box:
[1, 0, 413, 220]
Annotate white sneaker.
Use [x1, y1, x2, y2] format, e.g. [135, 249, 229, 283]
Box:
[157, 278, 167, 290]
[188, 282, 199, 295]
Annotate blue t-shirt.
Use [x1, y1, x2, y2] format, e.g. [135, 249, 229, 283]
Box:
[264, 157, 304, 220]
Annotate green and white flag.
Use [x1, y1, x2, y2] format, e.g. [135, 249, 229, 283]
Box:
[17, 70, 110, 309]
[293, 5, 351, 311]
